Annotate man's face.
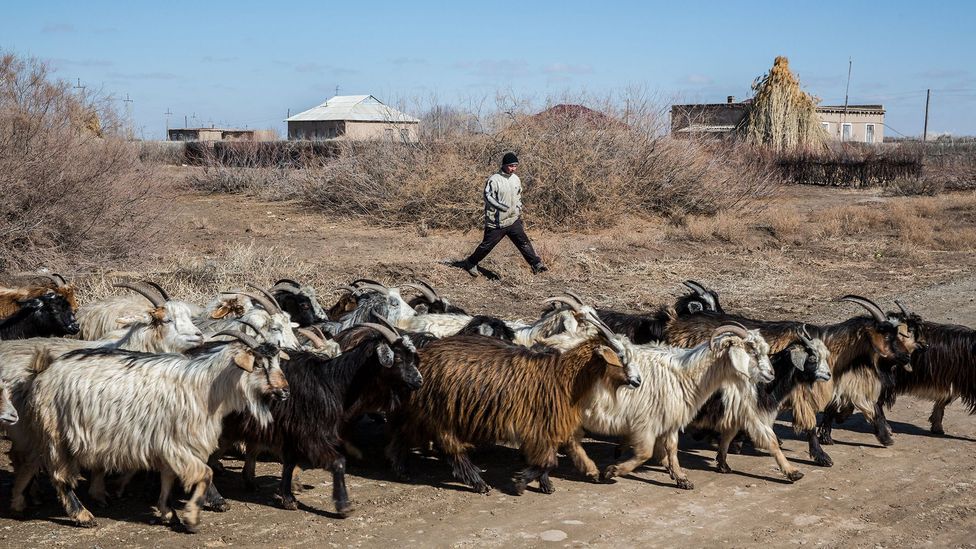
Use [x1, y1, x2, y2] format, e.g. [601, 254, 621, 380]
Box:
[503, 163, 518, 174]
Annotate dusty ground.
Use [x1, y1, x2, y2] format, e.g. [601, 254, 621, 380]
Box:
[2, 175, 975, 548]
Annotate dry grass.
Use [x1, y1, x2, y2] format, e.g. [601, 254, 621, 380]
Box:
[742, 56, 829, 152]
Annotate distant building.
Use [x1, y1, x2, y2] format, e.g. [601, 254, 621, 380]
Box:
[671, 96, 885, 143]
[286, 95, 420, 142]
[167, 127, 275, 142]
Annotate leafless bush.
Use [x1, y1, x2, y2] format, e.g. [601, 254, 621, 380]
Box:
[0, 53, 163, 271]
[136, 140, 185, 165]
[289, 92, 778, 230]
[187, 141, 304, 200]
[884, 176, 945, 196]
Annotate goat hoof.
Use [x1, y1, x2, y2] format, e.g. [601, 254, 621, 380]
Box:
[717, 463, 732, 474]
[205, 499, 229, 513]
[585, 472, 600, 484]
[812, 453, 833, 467]
[817, 433, 834, 445]
[75, 512, 98, 529]
[878, 435, 895, 447]
[181, 521, 199, 534]
[675, 478, 694, 490]
[335, 503, 354, 518]
[931, 426, 945, 436]
[786, 470, 804, 482]
[474, 483, 491, 495]
[539, 482, 555, 495]
[601, 466, 619, 482]
[279, 498, 299, 511]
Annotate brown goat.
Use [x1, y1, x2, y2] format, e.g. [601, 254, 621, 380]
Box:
[386, 333, 638, 495]
[0, 282, 77, 319]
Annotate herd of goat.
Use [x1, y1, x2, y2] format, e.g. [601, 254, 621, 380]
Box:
[0, 273, 972, 533]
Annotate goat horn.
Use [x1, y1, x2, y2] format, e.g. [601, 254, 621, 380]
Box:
[297, 328, 326, 349]
[682, 280, 710, 296]
[114, 281, 166, 309]
[312, 325, 329, 342]
[839, 295, 887, 324]
[361, 322, 400, 345]
[542, 296, 581, 313]
[223, 291, 278, 316]
[711, 324, 750, 341]
[234, 317, 265, 336]
[51, 273, 68, 286]
[141, 280, 171, 302]
[245, 283, 283, 314]
[37, 273, 65, 288]
[562, 290, 586, 305]
[369, 311, 402, 336]
[351, 278, 385, 288]
[584, 315, 625, 353]
[335, 285, 357, 294]
[271, 279, 303, 294]
[415, 279, 441, 299]
[352, 282, 389, 297]
[800, 324, 815, 345]
[213, 329, 262, 349]
[403, 282, 438, 304]
[894, 300, 913, 318]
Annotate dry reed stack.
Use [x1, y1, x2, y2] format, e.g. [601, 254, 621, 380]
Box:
[741, 56, 829, 152]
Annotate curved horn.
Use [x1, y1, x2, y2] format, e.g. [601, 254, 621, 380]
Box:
[351, 278, 385, 288]
[234, 317, 265, 337]
[245, 283, 283, 314]
[800, 324, 815, 345]
[352, 282, 389, 297]
[403, 282, 438, 304]
[311, 325, 329, 342]
[141, 280, 171, 302]
[335, 285, 357, 294]
[584, 315, 625, 353]
[839, 295, 887, 324]
[542, 296, 581, 313]
[415, 279, 441, 299]
[711, 324, 750, 342]
[271, 279, 303, 294]
[222, 291, 279, 316]
[114, 281, 166, 309]
[361, 323, 400, 344]
[51, 273, 68, 286]
[369, 311, 402, 336]
[213, 329, 262, 349]
[894, 300, 912, 318]
[562, 290, 586, 305]
[297, 328, 327, 349]
[37, 273, 65, 288]
[682, 280, 710, 296]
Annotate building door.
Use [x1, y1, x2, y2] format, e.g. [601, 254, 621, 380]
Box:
[865, 124, 875, 143]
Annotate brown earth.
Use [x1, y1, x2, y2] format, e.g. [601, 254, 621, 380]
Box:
[2, 173, 975, 548]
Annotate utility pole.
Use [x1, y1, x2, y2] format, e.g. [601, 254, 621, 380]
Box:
[842, 57, 852, 141]
[923, 89, 931, 142]
[184, 114, 188, 128]
[335, 85, 340, 97]
[72, 78, 86, 95]
[122, 94, 134, 139]
[164, 108, 172, 138]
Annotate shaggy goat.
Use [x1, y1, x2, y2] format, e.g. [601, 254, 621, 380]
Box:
[821, 310, 972, 440]
[271, 279, 329, 327]
[200, 284, 300, 350]
[213, 319, 421, 514]
[17, 330, 289, 532]
[0, 273, 77, 319]
[76, 281, 202, 349]
[560, 324, 775, 489]
[685, 328, 831, 480]
[386, 307, 641, 495]
[402, 279, 468, 315]
[0, 290, 79, 339]
[664, 295, 921, 467]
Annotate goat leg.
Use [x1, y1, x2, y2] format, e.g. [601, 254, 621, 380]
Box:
[156, 466, 178, 526]
[806, 429, 833, 467]
[88, 471, 109, 506]
[603, 435, 655, 482]
[563, 431, 600, 482]
[330, 456, 353, 517]
[716, 430, 736, 474]
[9, 458, 41, 517]
[872, 402, 895, 446]
[180, 467, 212, 534]
[384, 435, 412, 480]
[278, 461, 300, 510]
[663, 432, 693, 490]
[817, 404, 838, 445]
[513, 466, 550, 495]
[243, 449, 259, 491]
[929, 396, 954, 435]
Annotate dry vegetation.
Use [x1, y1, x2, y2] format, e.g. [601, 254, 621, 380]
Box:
[0, 53, 163, 271]
[741, 56, 829, 151]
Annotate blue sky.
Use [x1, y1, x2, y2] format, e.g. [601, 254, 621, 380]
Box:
[3, 1, 974, 139]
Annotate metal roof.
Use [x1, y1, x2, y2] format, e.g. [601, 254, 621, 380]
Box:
[286, 95, 420, 123]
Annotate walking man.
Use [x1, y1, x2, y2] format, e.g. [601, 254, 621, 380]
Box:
[457, 152, 547, 277]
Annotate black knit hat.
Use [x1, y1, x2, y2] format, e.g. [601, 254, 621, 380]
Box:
[501, 152, 519, 166]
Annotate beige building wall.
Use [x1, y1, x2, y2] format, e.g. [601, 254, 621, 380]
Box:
[344, 121, 419, 142]
[817, 111, 885, 143]
[288, 121, 345, 140]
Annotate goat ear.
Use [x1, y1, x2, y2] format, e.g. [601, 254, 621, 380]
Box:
[789, 345, 807, 371]
[597, 345, 623, 368]
[210, 305, 233, 319]
[278, 351, 290, 361]
[234, 351, 255, 372]
[16, 298, 43, 310]
[150, 307, 167, 322]
[728, 346, 752, 378]
[377, 343, 394, 368]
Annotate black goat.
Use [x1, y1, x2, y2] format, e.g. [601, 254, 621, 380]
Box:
[271, 279, 327, 327]
[456, 315, 516, 341]
[402, 280, 467, 315]
[597, 280, 725, 344]
[210, 320, 421, 515]
[0, 292, 79, 339]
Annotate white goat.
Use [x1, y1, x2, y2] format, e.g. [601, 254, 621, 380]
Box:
[546, 324, 774, 490]
[76, 281, 201, 344]
[17, 331, 290, 532]
[200, 286, 301, 350]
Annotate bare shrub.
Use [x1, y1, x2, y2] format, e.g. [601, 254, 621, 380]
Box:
[885, 176, 945, 196]
[0, 53, 162, 271]
[187, 141, 304, 200]
[291, 93, 778, 231]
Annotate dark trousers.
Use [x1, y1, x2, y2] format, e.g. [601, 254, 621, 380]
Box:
[466, 219, 542, 267]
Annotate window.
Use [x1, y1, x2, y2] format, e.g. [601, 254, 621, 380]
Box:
[842, 123, 852, 141]
[865, 123, 875, 143]
[821, 122, 830, 133]
[400, 128, 410, 141]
